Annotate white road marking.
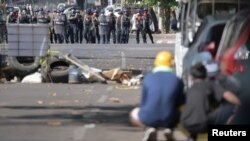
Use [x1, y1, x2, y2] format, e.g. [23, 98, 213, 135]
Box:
[73, 124, 96, 141]
[97, 95, 108, 103]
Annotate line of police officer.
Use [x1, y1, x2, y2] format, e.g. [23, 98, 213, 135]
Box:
[2, 6, 154, 44]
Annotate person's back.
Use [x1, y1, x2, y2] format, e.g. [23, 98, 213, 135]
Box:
[182, 80, 216, 132]
[140, 71, 184, 128]
[130, 51, 184, 141]
[182, 63, 240, 141]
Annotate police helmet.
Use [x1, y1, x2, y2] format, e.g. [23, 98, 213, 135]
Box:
[76, 9, 80, 13]
[100, 9, 105, 14]
[93, 9, 98, 14]
[39, 7, 44, 11]
[86, 8, 92, 14]
[123, 8, 128, 12]
[71, 8, 76, 14]
[143, 7, 148, 11]
[118, 11, 123, 15]
[108, 8, 113, 12]
[136, 9, 142, 14]
[59, 7, 64, 13]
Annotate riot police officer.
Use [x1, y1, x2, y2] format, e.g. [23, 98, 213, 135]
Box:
[142, 7, 154, 44]
[116, 11, 122, 44]
[92, 10, 100, 44]
[37, 8, 50, 24]
[135, 9, 143, 44]
[19, 8, 31, 23]
[53, 9, 67, 43]
[75, 9, 83, 43]
[31, 8, 38, 23]
[121, 9, 130, 44]
[67, 8, 78, 43]
[98, 9, 108, 44]
[84, 8, 95, 43]
[0, 8, 7, 43]
[106, 8, 116, 44]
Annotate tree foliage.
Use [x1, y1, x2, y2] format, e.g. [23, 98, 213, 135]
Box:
[139, 0, 178, 33]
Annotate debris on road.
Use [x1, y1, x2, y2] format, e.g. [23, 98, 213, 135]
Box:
[128, 74, 143, 86]
[1, 51, 144, 85]
[63, 54, 106, 83]
[115, 85, 140, 90]
[37, 100, 44, 104]
[109, 97, 122, 103]
[101, 68, 132, 83]
[50, 93, 57, 97]
[47, 120, 62, 126]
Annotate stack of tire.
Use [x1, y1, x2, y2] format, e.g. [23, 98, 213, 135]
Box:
[3, 56, 41, 81]
[41, 56, 70, 83]
[3, 56, 70, 83]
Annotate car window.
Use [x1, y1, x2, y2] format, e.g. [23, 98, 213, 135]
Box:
[198, 24, 225, 57]
[218, 20, 248, 56]
[197, 3, 212, 19]
[189, 18, 208, 47]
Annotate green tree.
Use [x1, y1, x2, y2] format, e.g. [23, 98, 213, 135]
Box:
[140, 0, 178, 33]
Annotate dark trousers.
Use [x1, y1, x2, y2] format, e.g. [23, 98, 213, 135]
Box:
[116, 31, 122, 44]
[136, 29, 143, 44]
[76, 28, 83, 43]
[95, 26, 100, 44]
[142, 28, 154, 43]
[107, 27, 116, 44]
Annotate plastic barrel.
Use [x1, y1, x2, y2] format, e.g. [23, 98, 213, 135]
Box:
[68, 65, 81, 84]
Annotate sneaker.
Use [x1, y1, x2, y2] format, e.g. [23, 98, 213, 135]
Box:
[164, 128, 174, 141]
[142, 128, 157, 141]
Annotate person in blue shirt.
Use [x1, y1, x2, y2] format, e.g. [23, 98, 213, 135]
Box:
[129, 51, 185, 141]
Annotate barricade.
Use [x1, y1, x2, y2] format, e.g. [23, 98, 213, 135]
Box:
[7, 24, 49, 57]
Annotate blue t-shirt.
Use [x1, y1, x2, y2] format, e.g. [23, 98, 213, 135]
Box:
[139, 70, 184, 128]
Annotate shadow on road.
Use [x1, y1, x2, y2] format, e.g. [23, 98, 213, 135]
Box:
[0, 105, 137, 127]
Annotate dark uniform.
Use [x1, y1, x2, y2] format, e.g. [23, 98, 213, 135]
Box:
[67, 9, 78, 44]
[0, 9, 7, 43]
[75, 10, 83, 43]
[135, 10, 143, 44]
[19, 9, 31, 23]
[106, 9, 116, 44]
[142, 8, 154, 44]
[116, 11, 122, 44]
[92, 10, 100, 44]
[84, 9, 95, 43]
[54, 10, 67, 43]
[37, 9, 50, 24]
[121, 9, 130, 44]
[98, 10, 108, 44]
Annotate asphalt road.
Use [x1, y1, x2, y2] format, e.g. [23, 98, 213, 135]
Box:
[51, 43, 175, 71]
[0, 83, 188, 141]
[0, 34, 193, 141]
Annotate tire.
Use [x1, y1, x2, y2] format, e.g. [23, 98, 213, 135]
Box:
[8, 56, 40, 77]
[43, 57, 70, 83]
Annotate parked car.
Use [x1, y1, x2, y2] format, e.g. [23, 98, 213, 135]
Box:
[216, 9, 250, 124]
[182, 15, 231, 88]
[216, 10, 250, 75]
[175, 0, 250, 78]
